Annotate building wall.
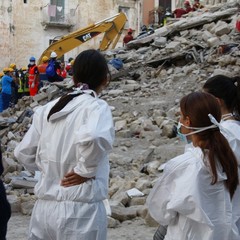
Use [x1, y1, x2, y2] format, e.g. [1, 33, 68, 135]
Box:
[142, 0, 155, 26]
[0, 0, 140, 70]
[0, 0, 236, 70]
[0, 0, 15, 69]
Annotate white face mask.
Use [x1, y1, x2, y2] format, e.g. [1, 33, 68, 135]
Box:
[176, 121, 218, 143]
[30, 61, 35, 65]
[176, 122, 192, 143]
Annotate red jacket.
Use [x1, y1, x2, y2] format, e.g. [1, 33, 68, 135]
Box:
[174, 8, 187, 18]
[185, 6, 194, 13]
[57, 69, 67, 78]
[123, 34, 133, 45]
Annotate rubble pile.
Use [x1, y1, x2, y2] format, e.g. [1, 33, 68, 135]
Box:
[1, 1, 240, 228]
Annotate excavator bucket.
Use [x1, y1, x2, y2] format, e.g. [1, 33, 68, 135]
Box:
[38, 12, 127, 64]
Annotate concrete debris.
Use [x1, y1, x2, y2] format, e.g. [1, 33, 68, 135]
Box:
[1, 1, 240, 228]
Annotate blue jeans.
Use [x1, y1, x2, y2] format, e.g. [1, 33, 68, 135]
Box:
[2, 93, 11, 111]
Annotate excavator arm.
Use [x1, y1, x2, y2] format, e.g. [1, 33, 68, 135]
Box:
[38, 12, 127, 64]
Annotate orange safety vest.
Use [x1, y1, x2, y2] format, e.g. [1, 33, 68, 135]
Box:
[28, 65, 38, 82]
[28, 65, 38, 96]
[38, 64, 47, 74]
[38, 63, 48, 81]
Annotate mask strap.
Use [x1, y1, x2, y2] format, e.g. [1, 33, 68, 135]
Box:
[208, 114, 221, 127]
[179, 115, 219, 137]
[179, 122, 215, 131]
[209, 113, 237, 139]
[182, 124, 203, 130]
[184, 124, 217, 136]
[221, 113, 233, 121]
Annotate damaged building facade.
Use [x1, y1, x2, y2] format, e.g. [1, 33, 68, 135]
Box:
[0, 0, 236, 69]
[0, 0, 144, 69]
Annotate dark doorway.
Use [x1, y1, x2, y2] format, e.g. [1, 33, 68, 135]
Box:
[159, 0, 172, 11]
[156, 0, 172, 26]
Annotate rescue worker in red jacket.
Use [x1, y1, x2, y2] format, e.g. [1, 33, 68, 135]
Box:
[173, 7, 187, 18]
[38, 56, 49, 88]
[174, 1, 193, 17]
[184, 1, 194, 13]
[28, 56, 39, 96]
[57, 62, 67, 79]
[123, 28, 134, 46]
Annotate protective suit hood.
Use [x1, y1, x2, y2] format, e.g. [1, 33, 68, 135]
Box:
[49, 90, 97, 122]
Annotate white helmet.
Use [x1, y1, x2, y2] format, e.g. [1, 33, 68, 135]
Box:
[50, 51, 57, 58]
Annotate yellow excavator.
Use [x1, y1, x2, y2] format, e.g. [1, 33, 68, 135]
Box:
[38, 12, 127, 64]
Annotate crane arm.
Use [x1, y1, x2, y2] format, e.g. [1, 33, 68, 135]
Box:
[38, 12, 127, 64]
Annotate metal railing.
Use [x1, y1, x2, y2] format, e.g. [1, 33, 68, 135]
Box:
[41, 4, 77, 28]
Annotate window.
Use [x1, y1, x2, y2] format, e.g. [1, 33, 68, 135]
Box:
[50, 0, 65, 23]
[159, 0, 171, 10]
[119, 6, 129, 28]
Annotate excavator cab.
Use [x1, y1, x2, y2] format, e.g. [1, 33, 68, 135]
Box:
[38, 12, 127, 64]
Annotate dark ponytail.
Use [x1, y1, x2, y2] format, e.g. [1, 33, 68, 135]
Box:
[47, 93, 82, 121]
[180, 92, 239, 199]
[206, 132, 238, 199]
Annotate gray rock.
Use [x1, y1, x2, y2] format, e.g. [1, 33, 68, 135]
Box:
[7, 195, 21, 212]
[108, 216, 120, 228]
[21, 200, 35, 215]
[111, 205, 138, 222]
[129, 196, 146, 206]
[144, 212, 159, 227]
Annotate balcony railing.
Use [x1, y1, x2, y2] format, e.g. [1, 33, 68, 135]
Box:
[41, 4, 76, 29]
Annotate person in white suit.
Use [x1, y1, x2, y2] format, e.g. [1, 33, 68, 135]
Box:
[147, 91, 239, 240]
[14, 49, 115, 240]
[203, 75, 240, 237]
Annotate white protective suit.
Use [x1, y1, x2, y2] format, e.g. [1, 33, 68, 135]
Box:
[14, 90, 115, 240]
[220, 119, 240, 237]
[147, 145, 239, 240]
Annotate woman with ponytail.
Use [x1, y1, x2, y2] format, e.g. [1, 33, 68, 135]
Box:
[147, 92, 239, 240]
[14, 49, 115, 240]
[203, 74, 240, 236]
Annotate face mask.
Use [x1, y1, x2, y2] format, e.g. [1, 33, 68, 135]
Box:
[176, 121, 218, 143]
[23, 71, 27, 74]
[177, 122, 191, 143]
[30, 61, 35, 65]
